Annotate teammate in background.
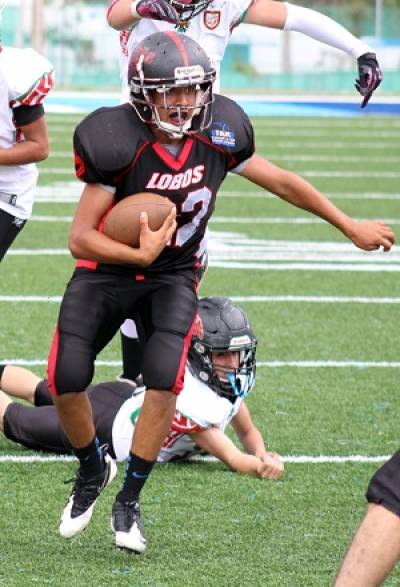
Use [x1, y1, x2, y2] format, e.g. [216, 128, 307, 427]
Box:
[107, 0, 382, 104]
[47, 32, 394, 556]
[0, 42, 54, 261]
[0, 297, 283, 480]
[108, 0, 383, 383]
[333, 451, 400, 586]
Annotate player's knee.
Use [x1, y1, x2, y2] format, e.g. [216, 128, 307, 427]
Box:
[50, 361, 93, 396]
[142, 331, 187, 393]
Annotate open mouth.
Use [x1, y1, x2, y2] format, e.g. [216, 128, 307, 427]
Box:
[169, 110, 190, 126]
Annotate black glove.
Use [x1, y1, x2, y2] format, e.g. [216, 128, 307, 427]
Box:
[355, 52, 383, 109]
[135, 0, 179, 23]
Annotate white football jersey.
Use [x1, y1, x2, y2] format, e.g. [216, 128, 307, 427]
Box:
[118, 0, 253, 99]
[0, 47, 54, 219]
[112, 366, 243, 462]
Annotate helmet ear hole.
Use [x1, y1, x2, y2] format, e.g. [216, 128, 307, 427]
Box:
[189, 297, 257, 401]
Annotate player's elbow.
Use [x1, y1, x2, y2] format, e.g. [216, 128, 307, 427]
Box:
[106, 7, 130, 30]
[36, 144, 49, 162]
[68, 229, 86, 258]
[32, 138, 49, 162]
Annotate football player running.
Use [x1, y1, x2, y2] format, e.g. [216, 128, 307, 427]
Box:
[107, 0, 382, 104]
[108, 0, 384, 384]
[0, 297, 283, 480]
[46, 32, 394, 556]
[0, 7, 54, 261]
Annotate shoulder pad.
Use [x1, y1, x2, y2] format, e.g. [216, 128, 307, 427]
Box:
[205, 94, 254, 165]
[1, 47, 54, 105]
[74, 105, 145, 173]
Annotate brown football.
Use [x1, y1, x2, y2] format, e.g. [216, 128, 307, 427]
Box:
[103, 192, 174, 248]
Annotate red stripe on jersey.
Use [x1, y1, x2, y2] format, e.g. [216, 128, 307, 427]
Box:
[76, 259, 98, 270]
[152, 138, 193, 171]
[75, 194, 115, 270]
[165, 31, 189, 66]
[11, 71, 55, 108]
[171, 311, 197, 395]
[47, 325, 60, 395]
[171, 411, 204, 433]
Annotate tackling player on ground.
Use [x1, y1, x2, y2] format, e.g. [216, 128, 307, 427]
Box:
[0, 297, 283, 483]
[46, 31, 394, 556]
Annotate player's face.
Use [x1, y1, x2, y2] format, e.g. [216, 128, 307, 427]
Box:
[151, 86, 198, 129]
[211, 350, 240, 382]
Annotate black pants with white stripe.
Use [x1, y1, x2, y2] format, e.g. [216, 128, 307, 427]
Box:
[0, 208, 26, 262]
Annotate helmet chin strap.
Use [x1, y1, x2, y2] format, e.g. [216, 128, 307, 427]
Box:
[150, 87, 205, 139]
[152, 107, 193, 139]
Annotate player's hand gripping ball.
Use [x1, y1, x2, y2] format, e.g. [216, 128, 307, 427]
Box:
[104, 192, 175, 248]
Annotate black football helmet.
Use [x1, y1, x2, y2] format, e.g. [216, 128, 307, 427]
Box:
[128, 31, 216, 138]
[189, 297, 257, 400]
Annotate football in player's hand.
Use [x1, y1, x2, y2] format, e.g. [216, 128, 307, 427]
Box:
[103, 192, 174, 248]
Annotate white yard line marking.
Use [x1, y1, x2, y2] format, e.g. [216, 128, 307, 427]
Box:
[29, 215, 400, 226]
[6, 235, 400, 272]
[38, 168, 400, 178]
[46, 151, 400, 164]
[210, 262, 400, 272]
[31, 215, 73, 222]
[211, 217, 400, 225]
[259, 142, 399, 150]
[3, 359, 400, 368]
[0, 454, 392, 464]
[255, 129, 400, 138]
[34, 184, 400, 202]
[2, 295, 400, 304]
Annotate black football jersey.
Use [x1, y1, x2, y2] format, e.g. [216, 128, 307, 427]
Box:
[73, 94, 254, 274]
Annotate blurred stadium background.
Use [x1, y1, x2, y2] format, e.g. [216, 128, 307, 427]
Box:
[2, 0, 400, 93]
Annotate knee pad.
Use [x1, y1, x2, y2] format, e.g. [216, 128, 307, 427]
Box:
[142, 330, 188, 393]
[48, 332, 94, 395]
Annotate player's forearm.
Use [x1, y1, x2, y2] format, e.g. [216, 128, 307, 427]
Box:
[107, 0, 139, 29]
[0, 141, 49, 165]
[238, 428, 267, 457]
[276, 172, 357, 236]
[284, 3, 371, 59]
[227, 451, 261, 475]
[68, 228, 150, 266]
[0, 365, 39, 402]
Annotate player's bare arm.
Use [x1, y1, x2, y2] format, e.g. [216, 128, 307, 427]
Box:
[0, 116, 49, 165]
[0, 365, 39, 403]
[240, 154, 396, 253]
[231, 403, 284, 478]
[0, 365, 40, 432]
[231, 402, 267, 457]
[69, 184, 176, 265]
[191, 426, 282, 479]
